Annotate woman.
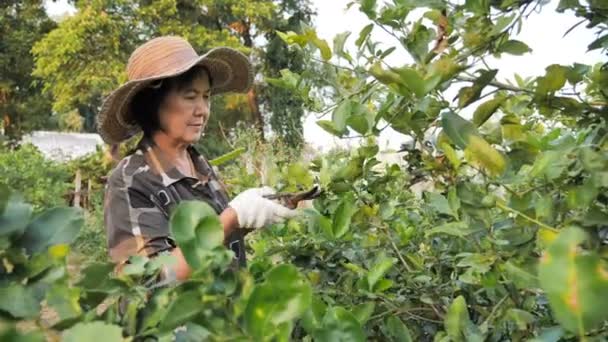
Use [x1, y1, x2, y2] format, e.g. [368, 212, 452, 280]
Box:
[98, 36, 296, 281]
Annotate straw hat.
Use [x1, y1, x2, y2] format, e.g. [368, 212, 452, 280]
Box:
[97, 36, 253, 144]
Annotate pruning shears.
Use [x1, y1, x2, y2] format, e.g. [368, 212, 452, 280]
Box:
[263, 185, 323, 209]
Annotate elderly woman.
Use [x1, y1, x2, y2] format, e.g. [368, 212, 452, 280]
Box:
[98, 36, 296, 281]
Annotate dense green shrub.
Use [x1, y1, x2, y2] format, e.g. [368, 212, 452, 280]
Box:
[0, 143, 71, 210]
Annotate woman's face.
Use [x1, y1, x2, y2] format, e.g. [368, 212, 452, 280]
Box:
[157, 71, 211, 145]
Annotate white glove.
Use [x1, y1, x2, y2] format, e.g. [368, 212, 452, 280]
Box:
[229, 187, 298, 229]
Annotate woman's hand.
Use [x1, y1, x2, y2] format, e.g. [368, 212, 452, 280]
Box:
[228, 187, 298, 229]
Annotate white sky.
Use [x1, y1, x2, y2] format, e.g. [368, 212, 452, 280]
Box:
[45, 0, 604, 151]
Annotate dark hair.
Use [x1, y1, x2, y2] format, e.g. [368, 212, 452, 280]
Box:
[130, 66, 211, 137]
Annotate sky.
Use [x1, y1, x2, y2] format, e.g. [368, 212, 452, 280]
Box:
[45, 0, 604, 151]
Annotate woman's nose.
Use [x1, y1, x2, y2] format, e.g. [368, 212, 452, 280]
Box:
[194, 99, 209, 118]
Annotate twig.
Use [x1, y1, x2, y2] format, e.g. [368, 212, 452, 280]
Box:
[480, 295, 509, 328]
[376, 224, 413, 273]
[495, 201, 559, 233]
[310, 56, 356, 72]
[217, 122, 235, 149]
[456, 76, 533, 94]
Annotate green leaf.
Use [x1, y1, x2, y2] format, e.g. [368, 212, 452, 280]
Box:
[396, 67, 441, 98]
[404, 21, 434, 63]
[0, 283, 40, 319]
[245, 265, 312, 340]
[359, 0, 377, 19]
[356, 24, 374, 48]
[332, 100, 352, 133]
[527, 326, 564, 342]
[21, 207, 83, 254]
[538, 227, 608, 335]
[367, 255, 396, 291]
[441, 112, 478, 149]
[537, 65, 567, 94]
[588, 34, 608, 51]
[491, 14, 516, 35]
[458, 70, 497, 108]
[369, 63, 402, 86]
[317, 214, 334, 239]
[448, 188, 461, 219]
[209, 147, 245, 166]
[347, 114, 370, 135]
[557, 0, 581, 12]
[0, 192, 32, 238]
[169, 201, 223, 270]
[333, 31, 353, 63]
[465, 0, 490, 14]
[426, 222, 480, 238]
[159, 290, 202, 331]
[352, 302, 375, 324]
[373, 278, 394, 292]
[286, 162, 314, 187]
[529, 150, 569, 180]
[535, 195, 554, 222]
[427, 192, 455, 217]
[313, 307, 366, 342]
[498, 40, 532, 55]
[317, 120, 344, 137]
[46, 284, 82, 325]
[464, 135, 506, 176]
[507, 309, 536, 330]
[173, 322, 211, 341]
[311, 36, 332, 61]
[566, 180, 598, 210]
[121, 255, 148, 277]
[430, 56, 462, 82]
[62, 322, 123, 342]
[0, 327, 44, 342]
[302, 297, 327, 333]
[379, 46, 397, 59]
[504, 261, 537, 289]
[385, 316, 413, 342]
[77, 262, 124, 293]
[440, 142, 461, 169]
[444, 296, 483, 342]
[565, 63, 590, 85]
[472, 97, 504, 126]
[332, 193, 356, 238]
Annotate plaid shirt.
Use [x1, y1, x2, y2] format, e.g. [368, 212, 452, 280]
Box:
[103, 136, 246, 267]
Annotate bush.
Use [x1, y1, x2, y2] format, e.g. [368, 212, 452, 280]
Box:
[0, 143, 71, 210]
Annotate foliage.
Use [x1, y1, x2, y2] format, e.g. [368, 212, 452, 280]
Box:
[0, 186, 84, 334]
[264, 0, 608, 340]
[31, 0, 316, 151]
[0, 1, 57, 138]
[261, 0, 316, 148]
[0, 189, 322, 341]
[0, 143, 71, 210]
[0, 141, 112, 261]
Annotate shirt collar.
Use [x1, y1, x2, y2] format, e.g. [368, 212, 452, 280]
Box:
[137, 136, 210, 187]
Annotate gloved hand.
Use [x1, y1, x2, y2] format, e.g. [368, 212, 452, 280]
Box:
[228, 187, 298, 229]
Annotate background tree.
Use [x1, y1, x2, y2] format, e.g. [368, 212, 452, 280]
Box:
[261, 0, 315, 148]
[0, 0, 57, 139]
[31, 0, 316, 155]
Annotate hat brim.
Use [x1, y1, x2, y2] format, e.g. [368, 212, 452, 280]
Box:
[97, 47, 252, 145]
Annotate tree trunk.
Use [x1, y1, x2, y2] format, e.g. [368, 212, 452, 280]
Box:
[247, 86, 264, 141]
[241, 20, 265, 141]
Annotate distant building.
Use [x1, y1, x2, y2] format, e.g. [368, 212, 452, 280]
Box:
[21, 131, 103, 162]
